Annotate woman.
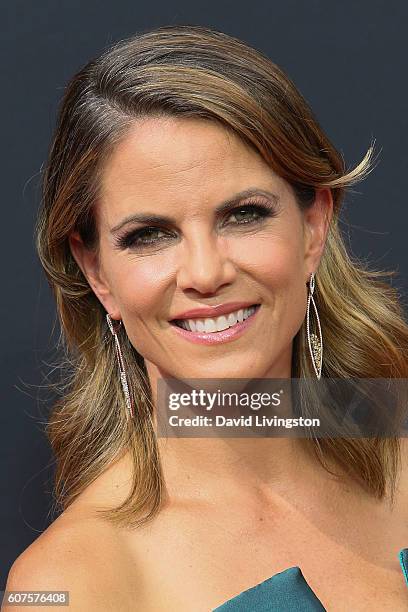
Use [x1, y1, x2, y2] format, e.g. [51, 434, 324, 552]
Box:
[6, 24, 408, 611]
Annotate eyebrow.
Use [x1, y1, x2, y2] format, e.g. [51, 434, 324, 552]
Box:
[110, 188, 280, 234]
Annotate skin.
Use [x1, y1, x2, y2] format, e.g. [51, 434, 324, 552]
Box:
[70, 114, 333, 498]
[6, 117, 408, 611]
[73, 116, 331, 383]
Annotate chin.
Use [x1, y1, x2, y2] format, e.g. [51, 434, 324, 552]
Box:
[173, 361, 263, 381]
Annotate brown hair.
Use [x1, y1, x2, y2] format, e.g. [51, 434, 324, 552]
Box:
[36, 24, 408, 528]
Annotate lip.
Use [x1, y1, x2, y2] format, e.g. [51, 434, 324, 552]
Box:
[169, 304, 261, 345]
[170, 301, 260, 321]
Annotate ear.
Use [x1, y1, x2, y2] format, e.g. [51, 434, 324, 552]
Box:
[68, 231, 121, 320]
[302, 188, 333, 281]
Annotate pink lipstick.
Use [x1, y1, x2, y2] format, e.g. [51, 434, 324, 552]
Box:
[169, 304, 261, 345]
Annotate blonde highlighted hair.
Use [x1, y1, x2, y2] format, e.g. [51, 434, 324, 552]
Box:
[36, 25, 408, 528]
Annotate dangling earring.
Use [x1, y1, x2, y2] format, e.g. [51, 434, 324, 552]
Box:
[306, 272, 323, 379]
[106, 313, 135, 419]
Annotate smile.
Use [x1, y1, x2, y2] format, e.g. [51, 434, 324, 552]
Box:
[173, 305, 259, 332]
[170, 304, 261, 345]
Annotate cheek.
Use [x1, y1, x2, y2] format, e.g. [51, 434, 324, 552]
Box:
[237, 227, 304, 288]
[110, 256, 172, 315]
[241, 232, 307, 334]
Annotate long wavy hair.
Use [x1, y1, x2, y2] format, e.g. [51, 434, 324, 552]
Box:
[36, 24, 408, 529]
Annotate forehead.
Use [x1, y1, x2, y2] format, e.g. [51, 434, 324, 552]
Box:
[98, 117, 285, 224]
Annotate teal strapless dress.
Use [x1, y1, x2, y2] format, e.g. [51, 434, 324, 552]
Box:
[213, 548, 408, 611]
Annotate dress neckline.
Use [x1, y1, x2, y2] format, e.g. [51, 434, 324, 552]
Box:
[213, 548, 408, 611]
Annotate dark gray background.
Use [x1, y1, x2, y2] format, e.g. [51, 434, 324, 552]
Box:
[1, 0, 407, 587]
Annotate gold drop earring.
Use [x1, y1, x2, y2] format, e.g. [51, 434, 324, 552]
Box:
[306, 272, 323, 379]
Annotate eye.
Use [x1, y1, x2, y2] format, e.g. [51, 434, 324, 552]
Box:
[223, 200, 276, 226]
[113, 198, 277, 251]
[114, 227, 172, 250]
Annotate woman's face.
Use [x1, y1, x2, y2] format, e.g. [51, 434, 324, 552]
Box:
[70, 117, 332, 381]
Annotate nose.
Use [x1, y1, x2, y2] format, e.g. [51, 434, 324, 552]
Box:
[176, 228, 237, 294]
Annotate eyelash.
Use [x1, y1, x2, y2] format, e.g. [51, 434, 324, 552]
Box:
[114, 199, 277, 251]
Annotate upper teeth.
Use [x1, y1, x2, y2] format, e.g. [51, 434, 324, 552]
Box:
[177, 306, 257, 333]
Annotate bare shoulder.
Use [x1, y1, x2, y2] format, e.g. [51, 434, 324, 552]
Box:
[399, 436, 408, 461]
[4, 508, 138, 611]
[389, 437, 408, 533]
[397, 437, 408, 500]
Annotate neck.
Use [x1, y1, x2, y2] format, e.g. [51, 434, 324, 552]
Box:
[157, 436, 322, 507]
[145, 361, 327, 507]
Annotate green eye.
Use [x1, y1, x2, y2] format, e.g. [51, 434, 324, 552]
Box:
[114, 199, 277, 251]
[115, 227, 172, 249]
[227, 206, 263, 223]
[131, 228, 167, 245]
[224, 201, 275, 226]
